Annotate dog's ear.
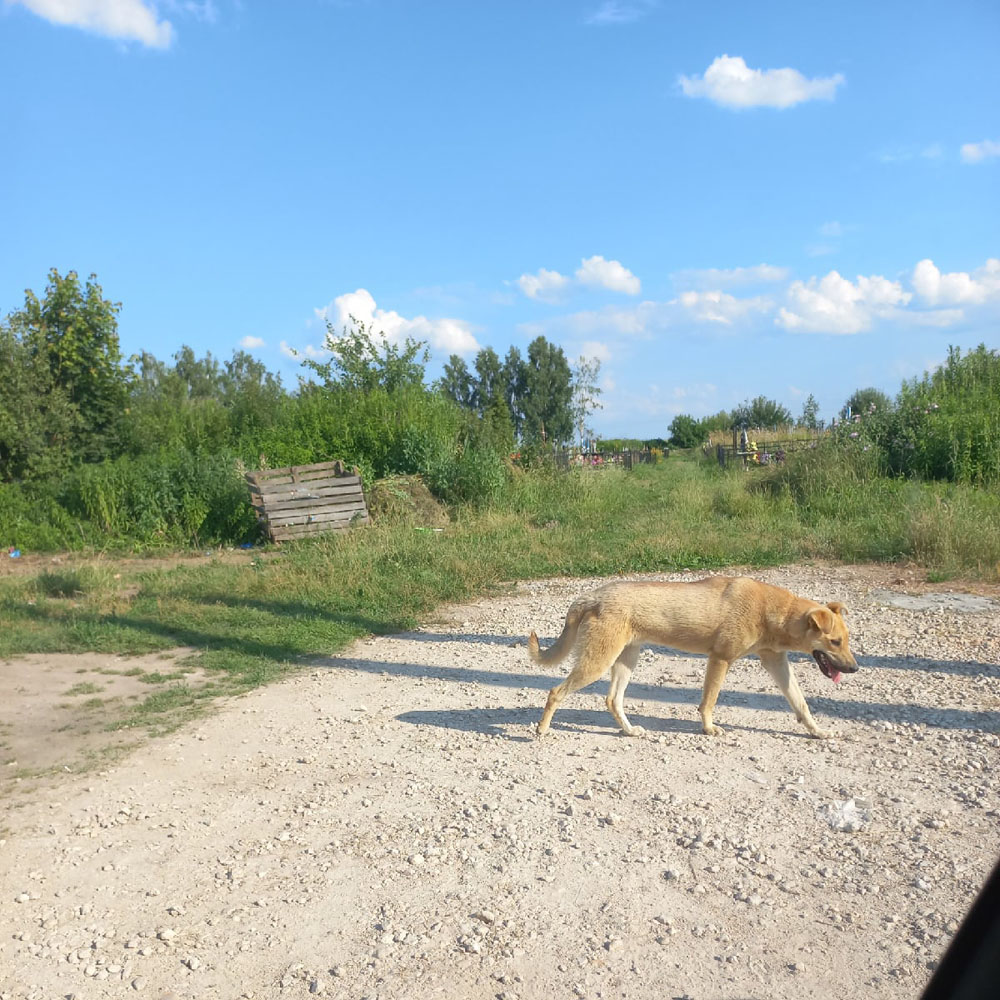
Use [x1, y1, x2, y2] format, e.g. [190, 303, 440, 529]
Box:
[826, 601, 847, 618]
[807, 607, 835, 634]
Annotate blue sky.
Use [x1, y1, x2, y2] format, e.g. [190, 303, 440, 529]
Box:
[2, 0, 998, 438]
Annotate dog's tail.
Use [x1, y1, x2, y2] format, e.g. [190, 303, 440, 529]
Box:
[528, 598, 595, 666]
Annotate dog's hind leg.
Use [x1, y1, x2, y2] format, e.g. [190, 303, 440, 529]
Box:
[606, 643, 645, 736]
[698, 655, 732, 736]
[536, 624, 625, 736]
[759, 651, 831, 739]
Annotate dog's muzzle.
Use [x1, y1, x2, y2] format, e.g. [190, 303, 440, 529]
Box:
[813, 649, 858, 684]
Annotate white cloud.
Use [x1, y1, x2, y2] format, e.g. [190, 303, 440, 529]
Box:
[516, 256, 640, 300]
[680, 54, 844, 109]
[579, 340, 612, 363]
[676, 289, 772, 326]
[818, 221, 843, 238]
[575, 255, 641, 295]
[540, 301, 664, 339]
[671, 382, 718, 400]
[10, 0, 175, 47]
[877, 144, 945, 164]
[777, 271, 911, 334]
[960, 139, 1000, 164]
[912, 258, 1000, 306]
[523, 289, 772, 344]
[316, 287, 479, 355]
[585, 1, 655, 25]
[279, 339, 326, 360]
[674, 263, 788, 289]
[517, 267, 571, 302]
[240, 336, 266, 349]
[163, 1, 216, 23]
[907, 308, 966, 328]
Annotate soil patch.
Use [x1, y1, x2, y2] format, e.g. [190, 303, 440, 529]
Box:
[1, 648, 210, 792]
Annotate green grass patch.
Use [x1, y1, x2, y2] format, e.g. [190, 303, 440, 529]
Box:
[2, 454, 997, 730]
[64, 682, 103, 696]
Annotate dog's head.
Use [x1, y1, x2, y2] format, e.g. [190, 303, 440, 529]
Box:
[807, 602, 858, 684]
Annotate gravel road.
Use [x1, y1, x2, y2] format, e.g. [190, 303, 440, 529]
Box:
[2, 565, 999, 1000]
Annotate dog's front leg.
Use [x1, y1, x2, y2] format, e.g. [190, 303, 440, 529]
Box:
[760, 652, 832, 739]
[698, 656, 731, 736]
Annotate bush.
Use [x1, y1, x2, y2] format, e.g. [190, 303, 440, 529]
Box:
[668, 415, 704, 449]
[833, 344, 1000, 485]
[0, 481, 85, 550]
[59, 451, 258, 546]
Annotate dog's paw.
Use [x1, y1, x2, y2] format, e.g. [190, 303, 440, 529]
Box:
[809, 727, 834, 740]
[702, 724, 725, 737]
[624, 725, 646, 737]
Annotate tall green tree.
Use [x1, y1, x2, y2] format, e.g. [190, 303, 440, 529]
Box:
[473, 347, 505, 415]
[0, 320, 76, 480]
[841, 387, 892, 419]
[701, 410, 733, 433]
[502, 346, 528, 440]
[798, 393, 822, 430]
[521, 336, 573, 446]
[668, 414, 704, 448]
[440, 355, 476, 409]
[4, 269, 130, 463]
[302, 316, 429, 392]
[732, 396, 793, 429]
[172, 345, 225, 399]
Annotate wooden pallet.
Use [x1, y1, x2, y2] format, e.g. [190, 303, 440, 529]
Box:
[246, 460, 369, 542]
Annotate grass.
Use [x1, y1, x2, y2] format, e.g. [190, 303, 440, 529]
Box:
[1, 453, 997, 739]
[64, 681, 103, 696]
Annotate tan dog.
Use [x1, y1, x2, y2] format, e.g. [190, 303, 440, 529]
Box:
[529, 576, 858, 739]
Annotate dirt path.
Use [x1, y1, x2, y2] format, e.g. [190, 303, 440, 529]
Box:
[2, 565, 999, 1000]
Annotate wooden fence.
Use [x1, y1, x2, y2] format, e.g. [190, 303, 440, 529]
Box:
[246, 460, 369, 542]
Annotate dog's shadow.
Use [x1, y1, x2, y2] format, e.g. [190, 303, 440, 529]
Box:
[395, 706, 793, 742]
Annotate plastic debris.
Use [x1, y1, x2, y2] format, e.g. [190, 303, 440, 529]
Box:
[818, 798, 872, 832]
[7, 548, 20, 559]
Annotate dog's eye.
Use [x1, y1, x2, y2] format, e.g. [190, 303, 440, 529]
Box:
[831, 639, 842, 647]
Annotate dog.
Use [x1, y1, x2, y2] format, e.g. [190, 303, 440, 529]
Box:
[529, 576, 858, 739]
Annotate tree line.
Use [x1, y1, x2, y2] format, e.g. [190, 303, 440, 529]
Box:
[0, 269, 605, 489]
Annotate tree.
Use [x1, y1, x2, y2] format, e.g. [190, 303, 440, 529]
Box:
[502, 346, 528, 440]
[701, 410, 733, 433]
[473, 347, 505, 415]
[222, 350, 283, 402]
[301, 316, 429, 392]
[841, 387, 891, 419]
[222, 350, 285, 439]
[668, 413, 704, 449]
[172, 345, 224, 399]
[798, 393, 822, 430]
[440, 355, 476, 409]
[571, 355, 603, 447]
[732, 396, 792, 429]
[521, 336, 573, 446]
[4, 269, 130, 463]
[0, 320, 77, 480]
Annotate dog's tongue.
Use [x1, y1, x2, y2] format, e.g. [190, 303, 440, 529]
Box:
[831, 670, 842, 684]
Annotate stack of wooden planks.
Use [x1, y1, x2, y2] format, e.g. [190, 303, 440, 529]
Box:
[245, 460, 369, 542]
